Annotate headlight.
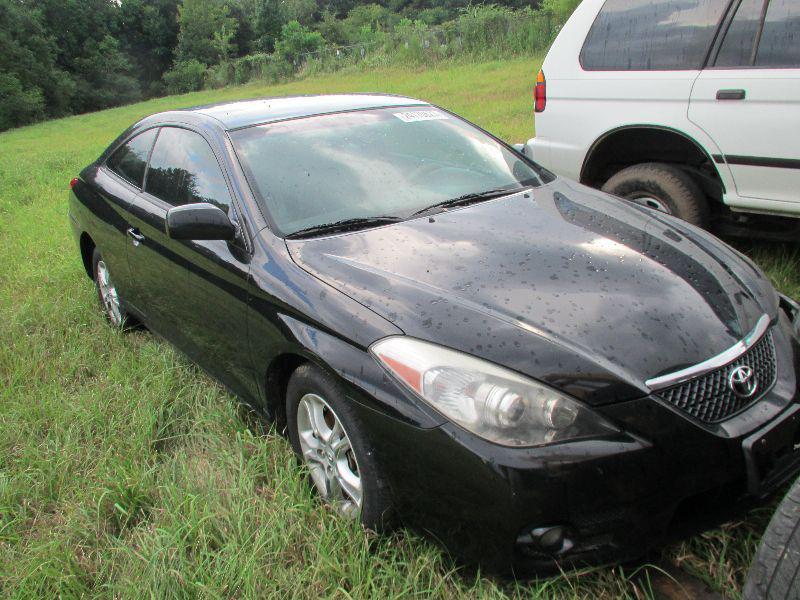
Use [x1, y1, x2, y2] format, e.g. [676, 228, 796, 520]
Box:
[371, 336, 618, 447]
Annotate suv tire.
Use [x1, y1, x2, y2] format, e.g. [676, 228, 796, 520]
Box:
[744, 476, 800, 600]
[601, 162, 709, 227]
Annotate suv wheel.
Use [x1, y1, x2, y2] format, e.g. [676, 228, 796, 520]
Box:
[601, 162, 709, 227]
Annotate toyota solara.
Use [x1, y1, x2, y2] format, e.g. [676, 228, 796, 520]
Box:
[67, 94, 800, 572]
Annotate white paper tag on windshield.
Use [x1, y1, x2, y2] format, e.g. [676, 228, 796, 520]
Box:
[393, 110, 449, 123]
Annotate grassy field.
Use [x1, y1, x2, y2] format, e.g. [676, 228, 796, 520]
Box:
[1, 56, 799, 598]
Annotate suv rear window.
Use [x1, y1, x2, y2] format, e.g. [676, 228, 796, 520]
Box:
[580, 0, 728, 71]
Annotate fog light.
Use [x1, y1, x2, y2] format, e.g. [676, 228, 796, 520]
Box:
[516, 524, 574, 556]
[536, 526, 565, 551]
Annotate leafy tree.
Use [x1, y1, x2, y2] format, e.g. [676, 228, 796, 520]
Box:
[36, 0, 140, 113]
[71, 34, 141, 112]
[0, 0, 71, 122]
[0, 73, 45, 131]
[118, 0, 180, 96]
[315, 9, 348, 45]
[281, 0, 317, 25]
[275, 20, 325, 64]
[251, 0, 285, 52]
[176, 0, 239, 65]
[225, 0, 258, 55]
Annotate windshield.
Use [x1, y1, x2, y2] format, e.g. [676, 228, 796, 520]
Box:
[230, 106, 554, 237]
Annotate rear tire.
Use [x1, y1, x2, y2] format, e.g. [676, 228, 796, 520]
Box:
[285, 363, 395, 530]
[92, 248, 129, 328]
[601, 162, 709, 227]
[744, 476, 800, 600]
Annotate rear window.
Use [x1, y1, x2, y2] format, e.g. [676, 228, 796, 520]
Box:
[580, 0, 728, 71]
[106, 128, 157, 188]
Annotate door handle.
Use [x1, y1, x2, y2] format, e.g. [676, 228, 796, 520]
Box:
[126, 227, 145, 246]
[716, 89, 746, 100]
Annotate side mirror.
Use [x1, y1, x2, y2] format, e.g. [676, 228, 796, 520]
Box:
[512, 143, 526, 154]
[166, 202, 237, 241]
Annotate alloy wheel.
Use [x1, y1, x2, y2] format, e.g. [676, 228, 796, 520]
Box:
[96, 260, 123, 327]
[296, 392, 362, 518]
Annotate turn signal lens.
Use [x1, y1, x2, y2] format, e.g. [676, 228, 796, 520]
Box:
[371, 336, 618, 447]
[534, 69, 546, 113]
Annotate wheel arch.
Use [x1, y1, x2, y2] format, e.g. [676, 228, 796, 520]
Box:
[264, 352, 310, 432]
[261, 315, 444, 434]
[79, 232, 96, 280]
[580, 125, 725, 201]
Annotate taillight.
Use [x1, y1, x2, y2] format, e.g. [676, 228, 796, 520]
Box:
[70, 177, 79, 189]
[534, 69, 546, 113]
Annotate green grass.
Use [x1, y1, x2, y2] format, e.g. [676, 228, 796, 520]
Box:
[1, 56, 798, 598]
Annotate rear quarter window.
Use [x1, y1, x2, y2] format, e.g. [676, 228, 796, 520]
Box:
[106, 128, 158, 188]
[580, 0, 728, 71]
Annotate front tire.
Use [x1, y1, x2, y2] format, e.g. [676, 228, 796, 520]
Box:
[285, 363, 394, 530]
[601, 162, 709, 227]
[92, 248, 129, 328]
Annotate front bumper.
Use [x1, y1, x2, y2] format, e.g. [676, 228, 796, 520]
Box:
[347, 308, 800, 573]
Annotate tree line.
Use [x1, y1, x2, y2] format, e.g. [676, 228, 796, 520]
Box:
[0, 0, 578, 131]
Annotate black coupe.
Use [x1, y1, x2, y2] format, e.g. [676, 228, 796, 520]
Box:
[68, 94, 800, 572]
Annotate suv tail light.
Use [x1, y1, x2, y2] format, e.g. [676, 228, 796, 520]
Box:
[534, 69, 546, 113]
[70, 177, 79, 189]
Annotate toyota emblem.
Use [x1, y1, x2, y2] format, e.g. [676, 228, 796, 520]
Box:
[729, 365, 758, 399]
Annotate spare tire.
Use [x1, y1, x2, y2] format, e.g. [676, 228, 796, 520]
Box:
[744, 476, 800, 600]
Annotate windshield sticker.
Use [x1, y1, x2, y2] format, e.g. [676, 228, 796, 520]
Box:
[393, 110, 450, 123]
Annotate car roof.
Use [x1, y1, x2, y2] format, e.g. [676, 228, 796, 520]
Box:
[176, 93, 430, 130]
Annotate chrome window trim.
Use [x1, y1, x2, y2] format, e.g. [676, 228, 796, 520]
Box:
[645, 314, 772, 391]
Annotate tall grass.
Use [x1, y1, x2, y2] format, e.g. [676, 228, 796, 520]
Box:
[1, 57, 798, 598]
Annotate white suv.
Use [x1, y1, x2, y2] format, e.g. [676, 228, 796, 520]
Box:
[524, 0, 800, 236]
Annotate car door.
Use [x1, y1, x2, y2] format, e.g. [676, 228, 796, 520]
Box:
[159, 129, 254, 395]
[92, 127, 159, 312]
[125, 126, 198, 349]
[689, 0, 800, 207]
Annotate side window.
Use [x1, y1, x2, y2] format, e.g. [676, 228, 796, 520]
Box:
[757, 0, 800, 67]
[715, 0, 762, 68]
[145, 127, 233, 214]
[580, 0, 727, 71]
[106, 128, 158, 188]
[717, 0, 800, 68]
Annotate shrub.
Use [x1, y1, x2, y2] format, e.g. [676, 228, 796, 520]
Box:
[275, 21, 325, 67]
[162, 59, 208, 94]
[0, 72, 45, 130]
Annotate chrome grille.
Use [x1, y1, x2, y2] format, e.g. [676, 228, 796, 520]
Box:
[655, 331, 777, 423]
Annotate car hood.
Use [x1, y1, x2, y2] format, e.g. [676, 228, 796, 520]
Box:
[286, 179, 777, 405]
